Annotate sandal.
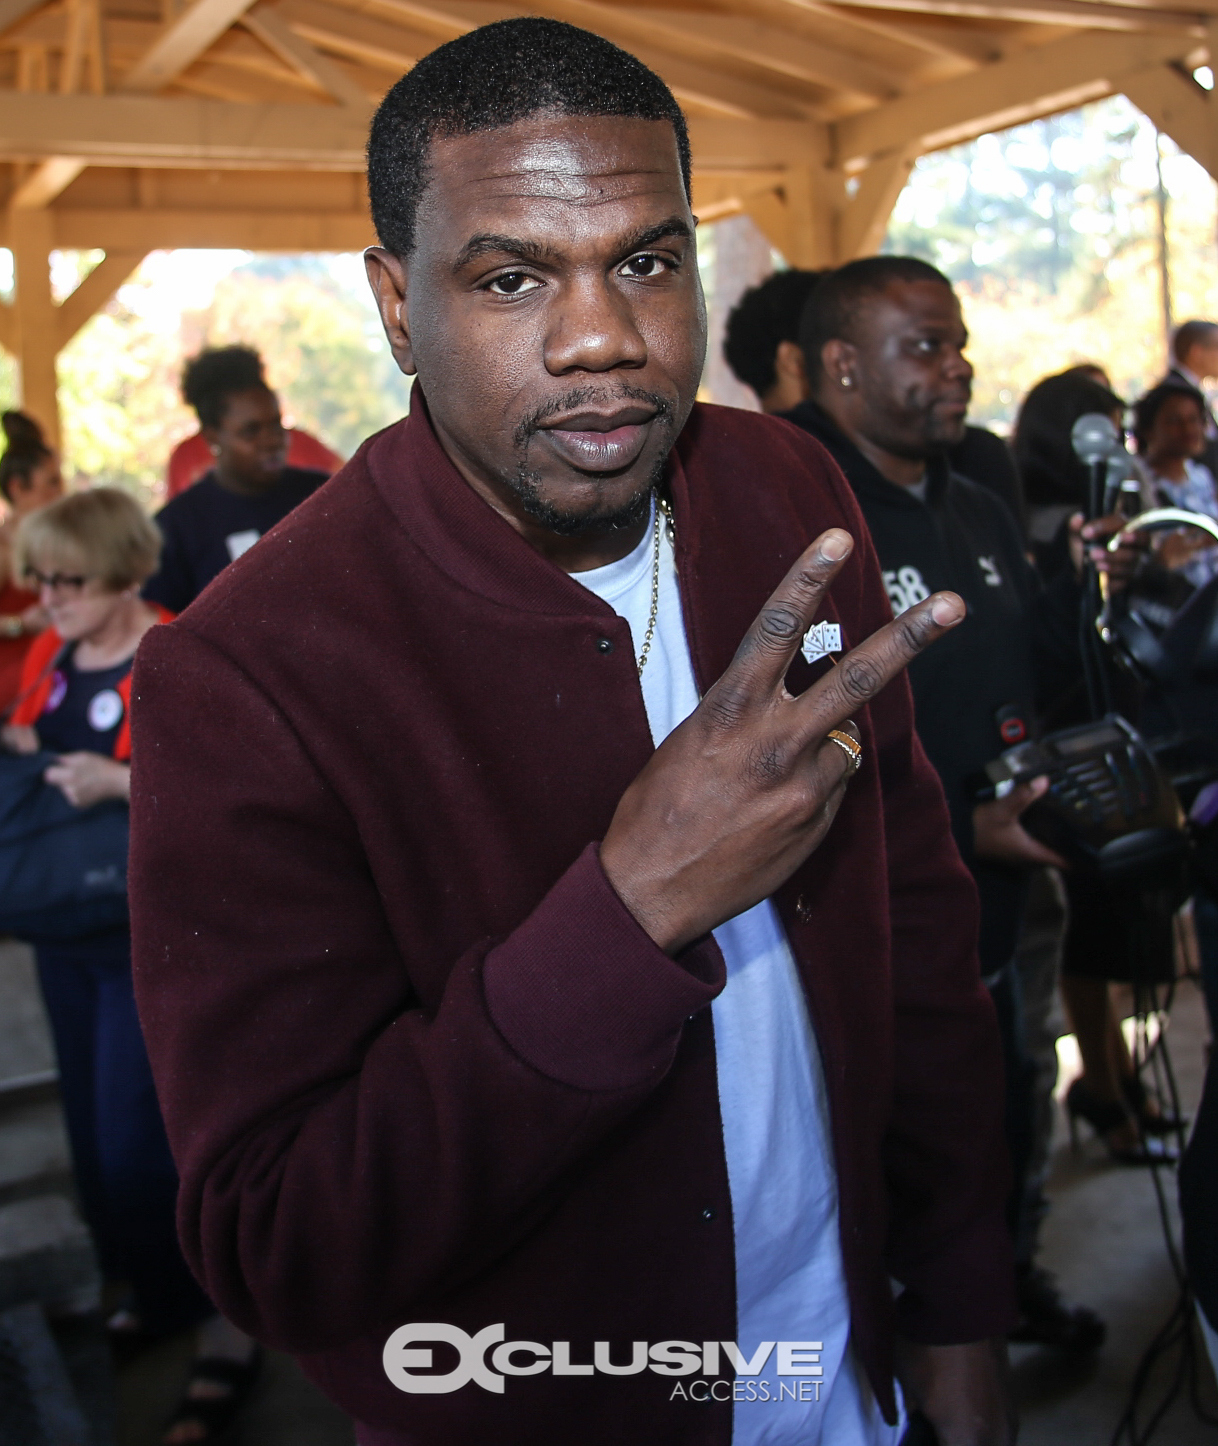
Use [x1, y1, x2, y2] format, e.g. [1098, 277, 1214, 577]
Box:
[162, 1348, 262, 1444]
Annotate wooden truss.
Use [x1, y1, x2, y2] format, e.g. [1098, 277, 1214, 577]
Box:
[0, 0, 1216, 440]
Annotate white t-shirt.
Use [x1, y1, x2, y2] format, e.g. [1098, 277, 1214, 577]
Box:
[575, 502, 901, 1446]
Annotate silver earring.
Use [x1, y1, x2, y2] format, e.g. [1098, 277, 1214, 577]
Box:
[840, 376, 852, 389]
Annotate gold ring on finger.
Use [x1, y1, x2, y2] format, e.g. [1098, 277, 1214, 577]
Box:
[826, 729, 863, 776]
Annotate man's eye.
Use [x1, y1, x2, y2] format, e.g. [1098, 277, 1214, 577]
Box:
[621, 253, 671, 278]
[487, 273, 540, 295]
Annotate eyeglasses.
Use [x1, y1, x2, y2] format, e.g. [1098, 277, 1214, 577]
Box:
[26, 569, 90, 593]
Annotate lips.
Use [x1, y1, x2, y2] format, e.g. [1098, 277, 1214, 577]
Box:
[537, 406, 658, 473]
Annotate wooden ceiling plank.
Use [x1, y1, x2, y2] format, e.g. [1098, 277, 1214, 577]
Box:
[699, 0, 987, 62]
[199, 35, 329, 88]
[121, 0, 262, 91]
[241, 1, 371, 104]
[287, 17, 415, 69]
[274, 0, 426, 69]
[54, 204, 374, 248]
[834, 27, 1195, 163]
[0, 0, 49, 41]
[0, 88, 371, 166]
[645, 10, 904, 97]
[827, 0, 1203, 35]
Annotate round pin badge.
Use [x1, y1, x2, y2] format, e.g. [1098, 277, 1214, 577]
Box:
[88, 688, 124, 732]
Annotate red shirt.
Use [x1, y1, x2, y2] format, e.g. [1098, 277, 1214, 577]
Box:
[0, 581, 38, 712]
[165, 429, 342, 499]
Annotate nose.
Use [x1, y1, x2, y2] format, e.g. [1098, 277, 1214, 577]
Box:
[543, 274, 648, 376]
[945, 347, 974, 384]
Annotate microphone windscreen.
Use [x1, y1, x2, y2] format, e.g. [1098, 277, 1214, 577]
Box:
[1072, 412, 1119, 465]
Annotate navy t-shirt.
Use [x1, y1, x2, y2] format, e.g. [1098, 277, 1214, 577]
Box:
[35, 650, 132, 756]
[144, 467, 326, 613]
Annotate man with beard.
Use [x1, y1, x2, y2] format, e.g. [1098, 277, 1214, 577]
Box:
[785, 256, 1113, 1354]
[128, 21, 1015, 1446]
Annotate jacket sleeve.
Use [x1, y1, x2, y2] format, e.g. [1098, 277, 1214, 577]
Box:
[127, 624, 724, 1352]
[818, 465, 1017, 1342]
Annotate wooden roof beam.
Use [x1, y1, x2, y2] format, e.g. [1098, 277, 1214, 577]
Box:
[241, 2, 372, 106]
[1121, 53, 1217, 175]
[827, 0, 1204, 36]
[49, 204, 374, 248]
[646, 11, 904, 99]
[0, 88, 370, 166]
[122, 0, 263, 92]
[833, 28, 1197, 163]
[0, 0, 48, 41]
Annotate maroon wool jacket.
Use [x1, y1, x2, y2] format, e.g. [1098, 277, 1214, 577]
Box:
[129, 396, 1015, 1445]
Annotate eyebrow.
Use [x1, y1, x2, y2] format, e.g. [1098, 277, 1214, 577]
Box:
[452, 215, 693, 273]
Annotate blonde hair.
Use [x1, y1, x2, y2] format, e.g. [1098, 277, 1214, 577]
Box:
[16, 487, 161, 592]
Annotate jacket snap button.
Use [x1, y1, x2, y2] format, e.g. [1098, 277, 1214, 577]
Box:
[595, 637, 614, 654]
[701, 1207, 716, 1221]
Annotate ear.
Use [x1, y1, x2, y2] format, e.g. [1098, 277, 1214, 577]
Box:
[819, 339, 858, 394]
[365, 247, 416, 377]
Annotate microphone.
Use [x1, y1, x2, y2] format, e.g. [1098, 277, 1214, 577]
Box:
[1071, 412, 1125, 518]
[1071, 412, 1121, 466]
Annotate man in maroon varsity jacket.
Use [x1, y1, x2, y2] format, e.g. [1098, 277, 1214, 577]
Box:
[129, 19, 1016, 1446]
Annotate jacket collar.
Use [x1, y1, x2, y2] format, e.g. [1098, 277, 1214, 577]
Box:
[782, 399, 953, 511]
[362, 386, 696, 619]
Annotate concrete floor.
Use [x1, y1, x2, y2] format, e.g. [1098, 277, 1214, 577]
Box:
[1, 937, 1215, 1444]
[1014, 976, 1218, 1444]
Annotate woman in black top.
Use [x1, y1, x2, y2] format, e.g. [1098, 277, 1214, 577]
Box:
[145, 347, 328, 612]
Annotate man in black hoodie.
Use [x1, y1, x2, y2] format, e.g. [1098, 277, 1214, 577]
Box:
[783, 255, 1105, 1352]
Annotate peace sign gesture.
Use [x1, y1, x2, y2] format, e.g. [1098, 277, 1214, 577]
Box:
[601, 528, 965, 953]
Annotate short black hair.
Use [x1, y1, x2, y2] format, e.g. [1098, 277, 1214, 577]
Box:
[0, 410, 50, 504]
[724, 270, 826, 398]
[1132, 381, 1207, 455]
[1012, 370, 1125, 507]
[182, 346, 269, 429]
[798, 256, 952, 380]
[367, 18, 691, 258]
[1172, 319, 1218, 365]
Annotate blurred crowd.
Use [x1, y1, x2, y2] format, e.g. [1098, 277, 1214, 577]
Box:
[1, 266, 1217, 1441]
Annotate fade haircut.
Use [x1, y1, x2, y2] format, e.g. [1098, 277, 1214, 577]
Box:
[1172, 319, 1218, 365]
[367, 18, 692, 258]
[724, 270, 826, 398]
[799, 256, 953, 381]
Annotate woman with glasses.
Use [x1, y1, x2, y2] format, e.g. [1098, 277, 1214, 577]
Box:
[2, 488, 260, 1445]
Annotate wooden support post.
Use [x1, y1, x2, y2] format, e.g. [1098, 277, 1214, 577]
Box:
[837, 148, 915, 260]
[9, 206, 60, 449]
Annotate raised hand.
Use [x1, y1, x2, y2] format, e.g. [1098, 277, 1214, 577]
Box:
[601, 528, 965, 954]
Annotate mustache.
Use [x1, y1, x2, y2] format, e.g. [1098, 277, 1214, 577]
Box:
[513, 385, 675, 449]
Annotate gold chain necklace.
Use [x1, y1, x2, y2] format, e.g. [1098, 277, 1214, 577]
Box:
[636, 495, 673, 678]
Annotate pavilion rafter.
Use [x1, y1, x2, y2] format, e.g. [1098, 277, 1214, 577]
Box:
[0, 0, 1214, 441]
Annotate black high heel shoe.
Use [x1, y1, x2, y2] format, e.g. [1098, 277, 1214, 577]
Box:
[1065, 1079, 1178, 1165]
[1121, 1074, 1187, 1137]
